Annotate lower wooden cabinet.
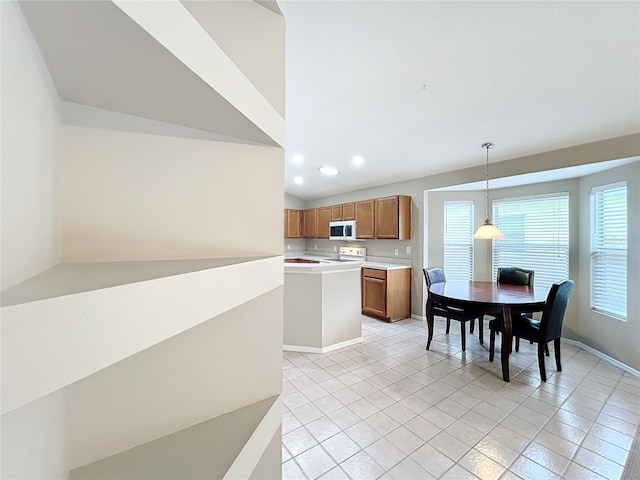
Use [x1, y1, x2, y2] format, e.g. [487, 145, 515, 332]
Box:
[361, 267, 411, 322]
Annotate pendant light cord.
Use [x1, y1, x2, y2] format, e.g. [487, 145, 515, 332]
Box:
[482, 142, 493, 222]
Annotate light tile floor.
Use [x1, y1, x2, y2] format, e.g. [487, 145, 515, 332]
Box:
[282, 316, 640, 479]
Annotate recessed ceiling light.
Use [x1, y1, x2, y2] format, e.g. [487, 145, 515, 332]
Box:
[352, 156, 364, 166]
[319, 166, 340, 176]
[292, 154, 304, 165]
[293, 176, 304, 185]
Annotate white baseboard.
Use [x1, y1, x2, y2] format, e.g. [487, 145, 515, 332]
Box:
[412, 314, 426, 321]
[283, 337, 363, 354]
[562, 338, 640, 378]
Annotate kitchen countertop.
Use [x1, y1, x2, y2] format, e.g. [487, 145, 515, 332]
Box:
[363, 262, 411, 271]
[284, 255, 410, 272]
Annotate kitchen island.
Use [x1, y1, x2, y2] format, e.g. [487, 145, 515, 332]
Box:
[284, 256, 363, 352]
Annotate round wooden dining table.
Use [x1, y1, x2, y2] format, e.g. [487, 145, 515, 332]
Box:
[426, 281, 548, 382]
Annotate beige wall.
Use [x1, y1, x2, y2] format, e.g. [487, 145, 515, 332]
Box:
[60, 124, 283, 262]
[577, 162, 640, 370]
[1, 0, 61, 289]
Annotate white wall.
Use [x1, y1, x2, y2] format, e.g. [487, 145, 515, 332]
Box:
[1, 2, 285, 478]
[0, 3, 70, 478]
[578, 161, 640, 370]
[2, 391, 71, 480]
[1, 0, 61, 289]
[181, 0, 285, 117]
[60, 123, 283, 262]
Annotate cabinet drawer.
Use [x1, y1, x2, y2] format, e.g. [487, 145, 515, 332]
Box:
[362, 268, 386, 280]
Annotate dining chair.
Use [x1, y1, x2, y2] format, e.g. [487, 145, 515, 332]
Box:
[497, 267, 535, 287]
[423, 268, 483, 351]
[488, 267, 536, 338]
[489, 279, 574, 381]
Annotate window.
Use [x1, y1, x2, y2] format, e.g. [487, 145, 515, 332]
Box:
[590, 182, 627, 320]
[444, 201, 473, 280]
[492, 193, 569, 291]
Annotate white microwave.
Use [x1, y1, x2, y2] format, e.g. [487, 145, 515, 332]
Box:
[329, 220, 359, 241]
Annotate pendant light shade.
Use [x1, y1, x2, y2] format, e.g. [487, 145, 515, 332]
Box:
[473, 142, 504, 239]
[473, 220, 504, 239]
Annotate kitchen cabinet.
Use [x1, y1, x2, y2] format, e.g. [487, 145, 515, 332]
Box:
[303, 209, 317, 238]
[361, 267, 411, 322]
[331, 205, 343, 221]
[317, 206, 331, 238]
[284, 209, 303, 238]
[355, 200, 375, 239]
[342, 203, 355, 220]
[375, 195, 411, 239]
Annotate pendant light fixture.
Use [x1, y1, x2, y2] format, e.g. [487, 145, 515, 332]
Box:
[473, 142, 504, 239]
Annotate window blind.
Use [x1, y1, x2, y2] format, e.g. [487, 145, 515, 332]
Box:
[444, 201, 473, 280]
[492, 193, 569, 291]
[590, 182, 627, 320]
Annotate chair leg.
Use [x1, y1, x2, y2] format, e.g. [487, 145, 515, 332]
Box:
[515, 336, 520, 352]
[554, 338, 562, 372]
[538, 342, 547, 382]
[489, 330, 495, 362]
[478, 317, 484, 345]
[470, 319, 475, 334]
[544, 343, 550, 356]
[460, 322, 466, 352]
[446, 318, 451, 334]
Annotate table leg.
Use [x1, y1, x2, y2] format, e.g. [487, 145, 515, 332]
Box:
[500, 305, 512, 381]
[426, 294, 434, 350]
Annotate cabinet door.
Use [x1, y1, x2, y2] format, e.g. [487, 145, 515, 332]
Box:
[331, 205, 343, 221]
[362, 273, 387, 318]
[375, 196, 399, 239]
[317, 206, 331, 238]
[375, 195, 411, 239]
[342, 203, 355, 220]
[304, 209, 317, 238]
[284, 209, 302, 238]
[355, 200, 375, 238]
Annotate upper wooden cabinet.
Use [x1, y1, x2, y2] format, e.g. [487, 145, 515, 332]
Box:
[355, 200, 375, 239]
[317, 206, 331, 238]
[303, 208, 317, 238]
[284, 209, 303, 238]
[342, 203, 355, 220]
[375, 195, 411, 239]
[331, 205, 343, 221]
[285, 195, 410, 239]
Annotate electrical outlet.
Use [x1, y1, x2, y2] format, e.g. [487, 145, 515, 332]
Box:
[333, 245, 337, 252]
[406, 246, 411, 254]
[287, 244, 291, 250]
[394, 248, 399, 256]
[314, 244, 317, 250]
